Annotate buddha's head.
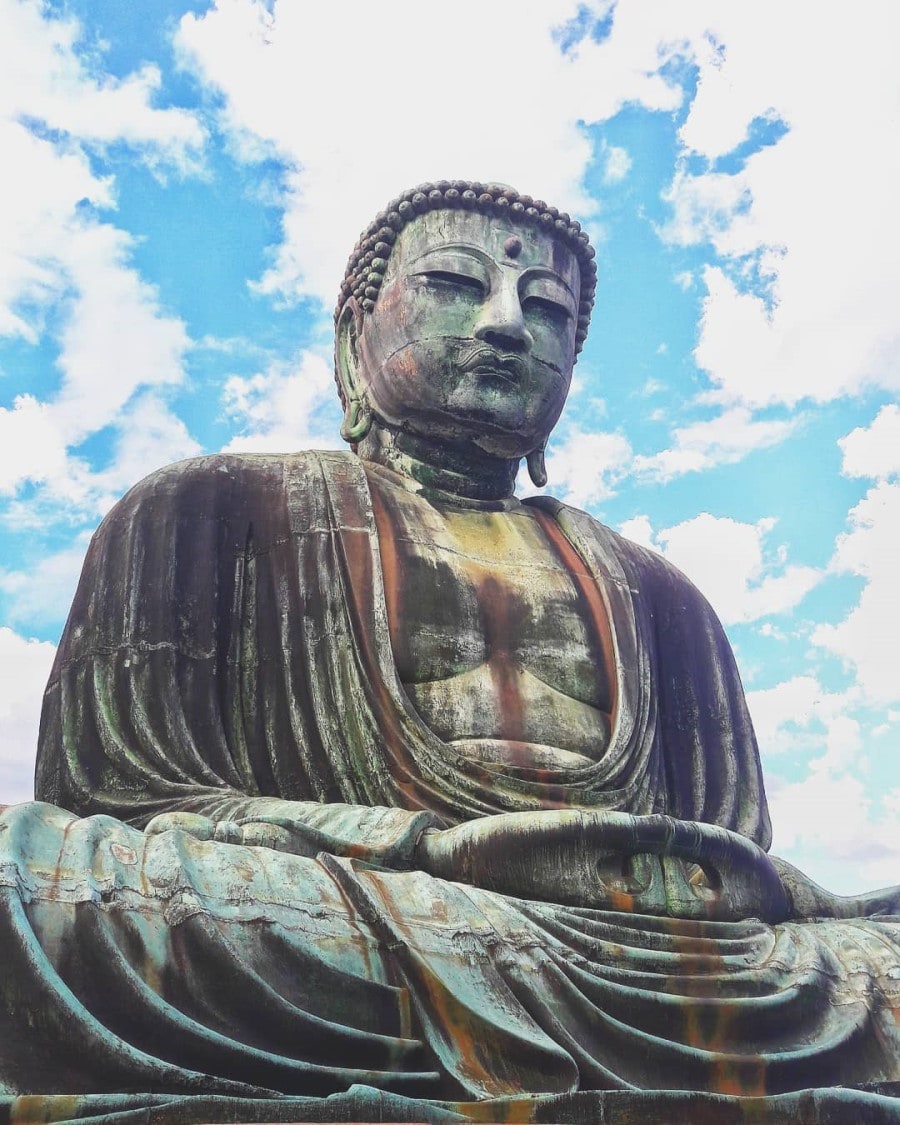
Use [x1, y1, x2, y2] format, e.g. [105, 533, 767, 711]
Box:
[334, 182, 597, 485]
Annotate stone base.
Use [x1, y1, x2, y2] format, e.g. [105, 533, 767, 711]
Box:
[4, 1086, 900, 1124]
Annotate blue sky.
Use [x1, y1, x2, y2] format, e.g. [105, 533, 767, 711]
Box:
[1, 0, 898, 893]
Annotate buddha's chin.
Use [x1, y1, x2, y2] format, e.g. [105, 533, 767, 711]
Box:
[441, 384, 563, 451]
[412, 416, 552, 461]
[449, 737, 596, 774]
[450, 409, 558, 460]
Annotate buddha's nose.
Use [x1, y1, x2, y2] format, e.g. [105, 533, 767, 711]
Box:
[473, 278, 534, 353]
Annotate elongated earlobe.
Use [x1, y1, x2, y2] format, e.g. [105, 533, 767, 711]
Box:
[340, 393, 373, 443]
[335, 298, 371, 446]
[526, 444, 548, 487]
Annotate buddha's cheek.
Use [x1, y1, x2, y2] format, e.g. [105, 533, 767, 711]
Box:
[363, 340, 456, 430]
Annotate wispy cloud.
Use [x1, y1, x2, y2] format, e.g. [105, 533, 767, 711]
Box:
[602, 144, 632, 184]
[633, 406, 798, 481]
[0, 626, 55, 803]
[542, 428, 633, 509]
[620, 512, 821, 626]
[174, 0, 684, 307]
[813, 480, 900, 706]
[0, 0, 205, 517]
[221, 349, 342, 454]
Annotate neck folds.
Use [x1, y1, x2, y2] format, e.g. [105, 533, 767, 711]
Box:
[357, 424, 519, 507]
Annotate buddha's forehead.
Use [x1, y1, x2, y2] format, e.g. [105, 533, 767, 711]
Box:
[387, 208, 580, 291]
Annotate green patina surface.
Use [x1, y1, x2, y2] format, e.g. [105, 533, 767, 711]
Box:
[1, 182, 899, 1123]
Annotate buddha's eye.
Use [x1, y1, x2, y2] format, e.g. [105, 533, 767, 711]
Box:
[420, 270, 485, 296]
[522, 295, 572, 323]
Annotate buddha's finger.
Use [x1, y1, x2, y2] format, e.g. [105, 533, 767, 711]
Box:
[237, 822, 296, 852]
[212, 820, 243, 844]
[145, 811, 217, 839]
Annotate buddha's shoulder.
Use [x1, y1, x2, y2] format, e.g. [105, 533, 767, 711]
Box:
[98, 449, 358, 532]
[126, 448, 352, 488]
[116, 449, 351, 502]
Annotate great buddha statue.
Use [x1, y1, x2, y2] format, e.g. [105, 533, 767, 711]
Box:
[1, 181, 899, 1123]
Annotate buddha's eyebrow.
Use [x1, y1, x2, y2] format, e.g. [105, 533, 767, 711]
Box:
[407, 243, 493, 269]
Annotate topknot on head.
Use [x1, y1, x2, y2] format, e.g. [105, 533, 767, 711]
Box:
[336, 180, 597, 356]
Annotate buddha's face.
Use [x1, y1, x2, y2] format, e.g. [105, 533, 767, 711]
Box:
[350, 209, 580, 458]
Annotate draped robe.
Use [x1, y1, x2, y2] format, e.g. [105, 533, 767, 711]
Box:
[1, 450, 898, 1122]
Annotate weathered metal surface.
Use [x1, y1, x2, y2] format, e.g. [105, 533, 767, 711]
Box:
[0, 182, 897, 1122]
[4, 1086, 900, 1123]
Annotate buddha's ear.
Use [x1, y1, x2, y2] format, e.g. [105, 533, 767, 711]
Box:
[335, 297, 364, 399]
[335, 298, 372, 443]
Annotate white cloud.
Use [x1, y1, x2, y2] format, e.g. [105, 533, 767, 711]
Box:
[813, 480, 900, 706]
[839, 404, 900, 481]
[617, 513, 655, 550]
[809, 409, 900, 714]
[51, 225, 191, 446]
[747, 675, 857, 760]
[0, 121, 106, 342]
[659, 5, 900, 408]
[0, 0, 203, 169]
[0, 1, 202, 349]
[750, 671, 898, 894]
[0, 395, 70, 496]
[0, 389, 200, 520]
[543, 428, 633, 509]
[810, 411, 900, 708]
[0, 541, 89, 630]
[625, 512, 820, 625]
[634, 406, 797, 481]
[221, 350, 342, 454]
[768, 769, 900, 895]
[818, 713, 863, 776]
[74, 393, 203, 516]
[0, 626, 56, 804]
[0, 1, 204, 515]
[174, 0, 685, 307]
[661, 168, 752, 249]
[602, 144, 632, 184]
[745, 672, 900, 894]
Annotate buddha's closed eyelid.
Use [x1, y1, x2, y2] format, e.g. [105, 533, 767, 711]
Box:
[519, 274, 577, 317]
[411, 267, 487, 295]
[408, 247, 491, 287]
[522, 294, 574, 322]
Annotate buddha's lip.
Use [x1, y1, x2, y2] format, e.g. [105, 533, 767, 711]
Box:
[467, 363, 517, 384]
[458, 345, 526, 380]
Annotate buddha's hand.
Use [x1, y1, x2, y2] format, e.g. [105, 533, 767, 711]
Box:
[145, 811, 301, 852]
[144, 802, 435, 864]
[416, 810, 790, 923]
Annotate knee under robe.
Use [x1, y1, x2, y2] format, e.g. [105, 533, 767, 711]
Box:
[1, 802, 899, 1120]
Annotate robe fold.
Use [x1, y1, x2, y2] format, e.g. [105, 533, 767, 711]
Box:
[0, 450, 896, 1118]
[35, 450, 770, 843]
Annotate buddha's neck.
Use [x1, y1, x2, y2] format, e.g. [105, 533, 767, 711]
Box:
[356, 425, 518, 504]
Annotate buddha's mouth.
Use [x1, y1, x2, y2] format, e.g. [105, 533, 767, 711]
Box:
[458, 345, 526, 382]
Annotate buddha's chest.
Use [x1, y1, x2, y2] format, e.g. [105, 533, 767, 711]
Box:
[367, 472, 614, 721]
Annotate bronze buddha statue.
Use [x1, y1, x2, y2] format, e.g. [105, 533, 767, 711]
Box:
[2, 181, 898, 1123]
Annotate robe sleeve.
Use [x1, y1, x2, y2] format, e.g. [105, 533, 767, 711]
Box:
[616, 536, 773, 850]
[34, 453, 438, 870]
